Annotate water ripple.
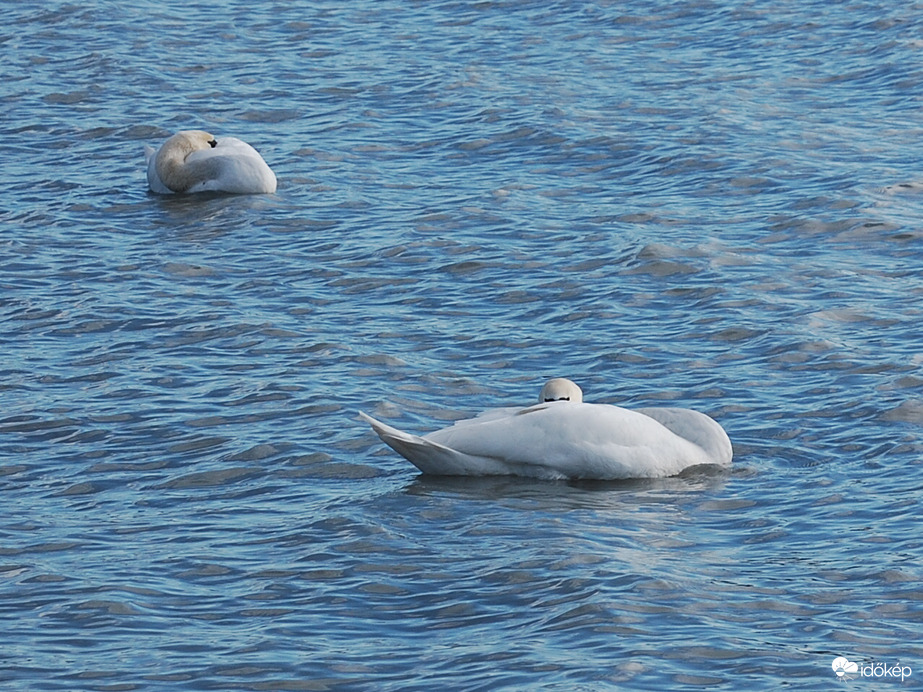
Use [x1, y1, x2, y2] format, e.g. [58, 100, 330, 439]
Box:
[2, 0, 923, 690]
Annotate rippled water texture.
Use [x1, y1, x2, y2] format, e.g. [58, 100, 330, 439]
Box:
[2, 1, 923, 689]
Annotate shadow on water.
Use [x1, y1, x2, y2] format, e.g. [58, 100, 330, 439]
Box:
[143, 188, 284, 236]
[400, 464, 735, 508]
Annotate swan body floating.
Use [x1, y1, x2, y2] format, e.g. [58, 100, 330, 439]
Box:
[360, 378, 732, 480]
[144, 130, 276, 194]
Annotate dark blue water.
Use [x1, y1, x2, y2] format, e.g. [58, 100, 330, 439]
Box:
[2, 1, 922, 689]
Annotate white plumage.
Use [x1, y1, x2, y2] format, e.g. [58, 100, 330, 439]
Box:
[144, 130, 276, 194]
[361, 378, 732, 480]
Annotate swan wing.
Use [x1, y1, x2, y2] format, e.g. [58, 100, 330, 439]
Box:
[447, 405, 523, 427]
[424, 403, 670, 478]
[184, 137, 277, 194]
[425, 403, 727, 479]
[633, 407, 732, 466]
[211, 137, 263, 156]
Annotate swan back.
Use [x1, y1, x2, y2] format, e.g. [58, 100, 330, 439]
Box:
[426, 403, 724, 478]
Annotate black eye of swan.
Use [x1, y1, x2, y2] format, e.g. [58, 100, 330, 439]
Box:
[208, 139, 217, 148]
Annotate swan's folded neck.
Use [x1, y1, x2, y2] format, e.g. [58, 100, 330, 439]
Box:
[155, 145, 208, 193]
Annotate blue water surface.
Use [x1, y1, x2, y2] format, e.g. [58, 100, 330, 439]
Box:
[1, 1, 922, 689]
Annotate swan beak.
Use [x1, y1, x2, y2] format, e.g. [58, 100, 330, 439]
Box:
[208, 139, 217, 148]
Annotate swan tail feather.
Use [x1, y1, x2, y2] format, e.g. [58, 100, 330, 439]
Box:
[359, 411, 495, 475]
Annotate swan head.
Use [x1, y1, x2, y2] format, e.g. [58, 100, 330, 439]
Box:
[150, 130, 219, 193]
[539, 378, 583, 404]
[168, 130, 218, 154]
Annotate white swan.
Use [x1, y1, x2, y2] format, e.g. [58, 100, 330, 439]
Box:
[144, 130, 276, 194]
[360, 378, 733, 480]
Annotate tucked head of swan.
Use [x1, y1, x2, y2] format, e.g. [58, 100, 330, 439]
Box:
[173, 130, 218, 152]
[539, 378, 583, 403]
[153, 130, 218, 192]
